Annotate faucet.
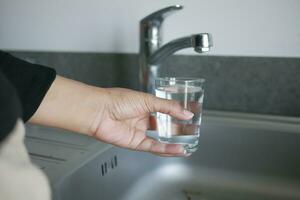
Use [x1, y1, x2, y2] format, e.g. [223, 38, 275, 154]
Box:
[139, 5, 213, 93]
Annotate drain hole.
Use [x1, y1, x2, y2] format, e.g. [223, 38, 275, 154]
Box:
[101, 164, 104, 176]
[100, 155, 118, 176]
[104, 162, 107, 173]
[114, 155, 117, 166]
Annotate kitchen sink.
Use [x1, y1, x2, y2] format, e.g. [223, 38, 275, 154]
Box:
[25, 111, 300, 200]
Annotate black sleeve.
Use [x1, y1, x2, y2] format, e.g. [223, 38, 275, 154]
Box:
[0, 51, 56, 122]
[0, 71, 22, 142]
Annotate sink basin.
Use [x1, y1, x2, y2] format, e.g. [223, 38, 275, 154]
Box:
[25, 111, 300, 200]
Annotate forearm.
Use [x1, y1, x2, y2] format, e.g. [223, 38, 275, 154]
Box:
[29, 76, 107, 135]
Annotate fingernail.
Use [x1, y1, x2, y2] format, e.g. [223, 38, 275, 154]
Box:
[183, 110, 194, 118]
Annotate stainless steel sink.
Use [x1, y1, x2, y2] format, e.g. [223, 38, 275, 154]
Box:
[25, 111, 300, 200]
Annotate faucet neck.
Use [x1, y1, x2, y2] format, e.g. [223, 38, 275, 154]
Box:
[140, 5, 183, 55]
[148, 36, 192, 65]
[139, 5, 183, 93]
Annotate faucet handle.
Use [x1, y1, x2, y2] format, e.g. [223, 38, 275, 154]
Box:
[141, 5, 183, 25]
[140, 5, 183, 51]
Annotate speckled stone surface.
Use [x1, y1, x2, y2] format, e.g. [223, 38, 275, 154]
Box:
[10, 52, 300, 117]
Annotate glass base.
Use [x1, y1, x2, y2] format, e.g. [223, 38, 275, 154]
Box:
[158, 136, 199, 154]
[146, 130, 199, 154]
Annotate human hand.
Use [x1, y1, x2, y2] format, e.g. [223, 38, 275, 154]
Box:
[90, 88, 194, 156]
[30, 76, 193, 156]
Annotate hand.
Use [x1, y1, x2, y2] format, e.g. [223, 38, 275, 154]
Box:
[30, 76, 194, 157]
[90, 88, 194, 156]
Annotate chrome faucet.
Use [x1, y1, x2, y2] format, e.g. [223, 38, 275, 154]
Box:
[139, 5, 213, 93]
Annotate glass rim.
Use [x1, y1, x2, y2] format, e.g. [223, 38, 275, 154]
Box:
[155, 77, 205, 83]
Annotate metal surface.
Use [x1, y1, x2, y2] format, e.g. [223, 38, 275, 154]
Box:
[139, 5, 213, 93]
[26, 111, 300, 200]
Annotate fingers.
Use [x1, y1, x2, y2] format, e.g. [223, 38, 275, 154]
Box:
[134, 135, 187, 156]
[100, 121, 189, 156]
[125, 126, 182, 154]
[145, 94, 194, 120]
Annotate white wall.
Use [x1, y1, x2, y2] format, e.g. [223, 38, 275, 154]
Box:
[0, 0, 300, 57]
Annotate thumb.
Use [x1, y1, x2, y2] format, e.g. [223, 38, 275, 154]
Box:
[145, 94, 194, 120]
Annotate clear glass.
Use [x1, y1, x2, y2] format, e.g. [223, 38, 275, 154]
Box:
[154, 77, 205, 153]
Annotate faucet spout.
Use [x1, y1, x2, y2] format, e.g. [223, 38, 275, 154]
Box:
[149, 33, 212, 65]
[139, 5, 213, 93]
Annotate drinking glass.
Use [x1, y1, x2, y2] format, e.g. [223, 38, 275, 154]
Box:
[154, 77, 205, 153]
